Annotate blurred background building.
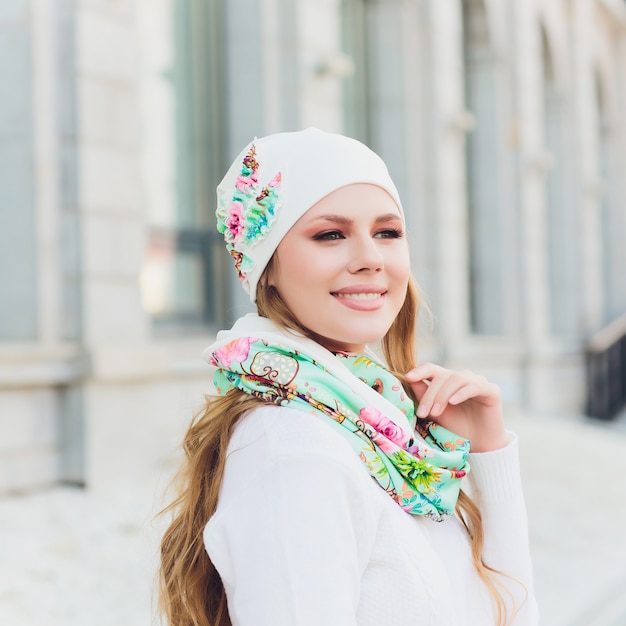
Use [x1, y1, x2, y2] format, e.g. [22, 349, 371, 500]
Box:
[1, 0, 626, 495]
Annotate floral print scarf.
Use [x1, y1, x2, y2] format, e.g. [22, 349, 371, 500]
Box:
[203, 315, 470, 521]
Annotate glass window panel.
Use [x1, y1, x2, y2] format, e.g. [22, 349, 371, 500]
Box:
[0, 20, 38, 341]
[139, 0, 228, 331]
[140, 237, 204, 319]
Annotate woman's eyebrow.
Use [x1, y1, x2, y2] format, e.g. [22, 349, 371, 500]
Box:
[308, 212, 401, 225]
[310, 214, 352, 225]
[374, 213, 403, 223]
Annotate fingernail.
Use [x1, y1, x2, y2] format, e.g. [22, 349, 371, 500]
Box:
[417, 404, 428, 417]
[431, 403, 441, 416]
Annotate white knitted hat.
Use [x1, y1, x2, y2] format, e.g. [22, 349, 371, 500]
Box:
[216, 127, 403, 302]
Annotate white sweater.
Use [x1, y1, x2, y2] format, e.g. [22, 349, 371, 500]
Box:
[204, 405, 539, 625]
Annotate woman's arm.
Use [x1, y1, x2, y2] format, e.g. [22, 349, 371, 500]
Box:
[406, 365, 539, 623]
[467, 435, 540, 625]
[203, 411, 377, 626]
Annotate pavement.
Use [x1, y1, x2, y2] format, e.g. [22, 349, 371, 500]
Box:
[1, 409, 626, 626]
[513, 409, 626, 626]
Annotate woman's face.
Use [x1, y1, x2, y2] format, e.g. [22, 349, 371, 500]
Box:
[270, 183, 411, 353]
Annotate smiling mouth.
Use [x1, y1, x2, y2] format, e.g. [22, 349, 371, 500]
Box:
[331, 292, 386, 301]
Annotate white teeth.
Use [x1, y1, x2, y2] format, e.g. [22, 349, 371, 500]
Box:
[334, 292, 383, 300]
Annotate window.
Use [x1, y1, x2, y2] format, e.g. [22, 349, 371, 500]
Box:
[340, 0, 369, 143]
[542, 25, 579, 335]
[0, 10, 38, 341]
[462, 0, 506, 335]
[140, 0, 229, 332]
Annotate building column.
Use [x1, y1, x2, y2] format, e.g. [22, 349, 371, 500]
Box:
[511, 0, 562, 411]
[296, 0, 345, 132]
[74, 0, 153, 490]
[428, 0, 472, 348]
[572, 0, 604, 335]
[432, 0, 525, 404]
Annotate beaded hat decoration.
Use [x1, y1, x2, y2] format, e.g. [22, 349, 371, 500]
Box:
[216, 144, 282, 288]
[216, 128, 404, 302]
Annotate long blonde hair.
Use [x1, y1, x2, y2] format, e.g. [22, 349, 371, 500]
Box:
[159, 268, 514, 626]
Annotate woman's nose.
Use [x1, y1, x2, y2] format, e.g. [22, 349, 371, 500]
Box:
[347, 237, 384, 273]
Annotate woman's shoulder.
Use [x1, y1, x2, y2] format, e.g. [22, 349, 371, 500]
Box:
[213, 403, 384, 525]
[229, 403, 362, 469]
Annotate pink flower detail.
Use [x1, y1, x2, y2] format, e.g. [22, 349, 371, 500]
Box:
[213, 337, 256, 368]
[226, 202, 245, 239]
[235, 173, 258, 192]
[359, 406, 407, 447]
[371, 433, 398, 454]
[268, 172, 282, 187]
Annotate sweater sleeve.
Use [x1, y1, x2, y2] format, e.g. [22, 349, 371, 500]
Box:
[203, 412, 378, 626]
[466, 433, 540, 625]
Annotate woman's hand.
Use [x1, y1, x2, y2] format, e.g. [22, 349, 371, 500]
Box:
[405, 363, 508, 453]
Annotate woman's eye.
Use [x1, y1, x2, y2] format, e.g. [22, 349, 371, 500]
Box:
[375, 228, 404, 239]
[313, 230, 345, 241]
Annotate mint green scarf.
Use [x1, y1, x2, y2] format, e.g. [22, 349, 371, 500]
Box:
[205, 319, 470, 521]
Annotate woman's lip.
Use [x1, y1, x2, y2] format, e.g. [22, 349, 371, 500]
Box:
[331, 285, 387, 295]
[331, 291, 387, 311]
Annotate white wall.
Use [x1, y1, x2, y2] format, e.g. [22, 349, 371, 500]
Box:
[1, 0, 626, 494]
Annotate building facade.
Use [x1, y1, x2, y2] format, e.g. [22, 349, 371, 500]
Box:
[1, 0, 625, 493]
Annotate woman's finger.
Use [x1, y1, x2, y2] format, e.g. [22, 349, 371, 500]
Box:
[449, 380, 501, 406]
[409, 379, 430, 402]
[414, 370, 453, 417]
[406, 362, 446, 382]
[419, 371, 478, 416]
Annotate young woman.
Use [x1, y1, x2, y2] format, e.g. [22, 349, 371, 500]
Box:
[159, 128, 538, 626]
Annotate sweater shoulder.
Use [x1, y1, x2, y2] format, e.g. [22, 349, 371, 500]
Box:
[229, 404, 365, 468]
[218, 404, 380, 505]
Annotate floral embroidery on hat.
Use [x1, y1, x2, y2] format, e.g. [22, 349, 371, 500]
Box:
[216, 145, 282, 289]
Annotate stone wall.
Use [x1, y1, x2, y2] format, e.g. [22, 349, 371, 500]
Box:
[1, 0, 625, 493]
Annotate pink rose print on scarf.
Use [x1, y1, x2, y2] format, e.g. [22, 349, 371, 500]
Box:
[212, 337, 256, 368]
[371, 432, 397, 454]
[359, 406, 408, 450]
